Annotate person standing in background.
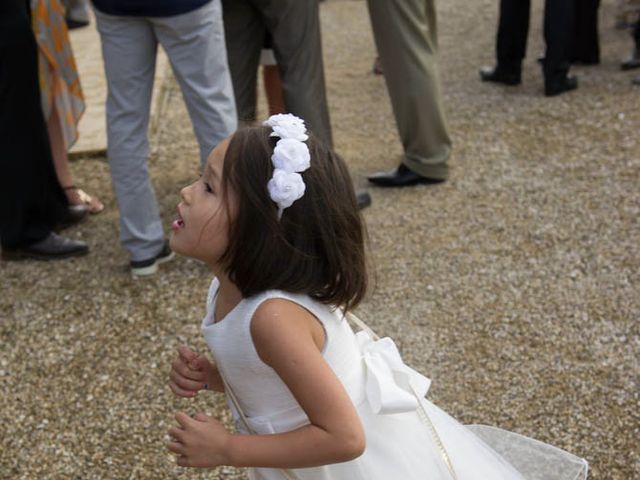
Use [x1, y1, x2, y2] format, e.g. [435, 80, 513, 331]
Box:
[571, 0, 600, 65]
[221, 0, 333, 148]
[1, 0, 88, 261]
[222, 0, 373, 209]
[366, 0, 452, 187]
[91, 0, 237, 276]
[480, 0, 578, 97]
[32, 0, 104, 214]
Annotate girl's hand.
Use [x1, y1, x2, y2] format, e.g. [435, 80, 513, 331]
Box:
[167, 412, 231, 468]
[169, 345, 220, 397]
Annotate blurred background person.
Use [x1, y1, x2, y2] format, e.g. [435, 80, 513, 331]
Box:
[571, 0, 600, 65]
[32, 0, 104, 215]
[1, 0, 88, 261]
[366, 0, 451, 187]
[480, 0, 578, 97]
[91, 0, 237, 276]
[222, 0, 333, 148]
[222, 0, 371, 209]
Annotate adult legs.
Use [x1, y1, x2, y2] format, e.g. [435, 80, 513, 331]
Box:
[496, 0, 531, 73]
[258, 0, 333, 147]
[0, 0, 69, 250]
[571, 0, 600, 64]
[153, 0, 237, 168]
[221, 0, 265, 125]
[95, 11, 164, 261]
[543, 0, 576, 89]
[367, 0, 451, 179]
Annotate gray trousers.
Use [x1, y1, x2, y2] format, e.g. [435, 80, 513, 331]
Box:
[367, 0, 451, 179]
[94, 0, 237, 261]
[222, 0, 333, 147]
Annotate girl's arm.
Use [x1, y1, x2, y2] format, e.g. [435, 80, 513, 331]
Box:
[169, 345, 224, 395]
[168, 299, 366, 469]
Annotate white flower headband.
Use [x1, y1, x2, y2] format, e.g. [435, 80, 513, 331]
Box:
[263, 114, 311, 219]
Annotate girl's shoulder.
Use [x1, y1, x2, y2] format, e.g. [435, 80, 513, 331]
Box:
[205, 277, 341, 331]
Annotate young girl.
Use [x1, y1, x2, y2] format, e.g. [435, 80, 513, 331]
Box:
[166, 114, 588, 479]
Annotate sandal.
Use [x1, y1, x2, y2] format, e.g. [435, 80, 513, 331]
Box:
[63, 185, 104, 214]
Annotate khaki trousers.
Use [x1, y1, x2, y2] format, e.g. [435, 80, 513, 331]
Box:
[367, 0, 451, 179]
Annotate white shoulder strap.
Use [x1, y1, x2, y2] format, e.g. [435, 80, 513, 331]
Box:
[221, 376, 299, 480]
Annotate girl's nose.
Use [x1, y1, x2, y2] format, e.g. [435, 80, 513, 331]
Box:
[180, 184, 191, 203]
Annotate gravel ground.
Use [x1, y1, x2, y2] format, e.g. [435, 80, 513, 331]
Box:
[1, 0, 639, 479]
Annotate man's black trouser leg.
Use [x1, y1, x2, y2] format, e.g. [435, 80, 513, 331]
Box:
[543, 0, 575, 85]
[496, 0, 530, 73]
[572, 0, 600, 63]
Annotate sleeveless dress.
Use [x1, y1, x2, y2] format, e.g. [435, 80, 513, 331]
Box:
[201, 278, 588, 480]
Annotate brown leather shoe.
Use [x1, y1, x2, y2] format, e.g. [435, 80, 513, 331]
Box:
[2, 233, 89, 261]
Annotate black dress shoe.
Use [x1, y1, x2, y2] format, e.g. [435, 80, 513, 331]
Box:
[356, 191, 371, 210]
[367, 164, 445, 188]
[545, 75, 578, 97]
[479, 66, 521, 86]
[2, 232, 89, 261]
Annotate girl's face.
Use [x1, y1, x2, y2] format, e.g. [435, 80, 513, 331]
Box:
[170, 138, 236, 268]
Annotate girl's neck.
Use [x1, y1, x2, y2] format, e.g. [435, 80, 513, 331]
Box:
[214, 272, 243, 323]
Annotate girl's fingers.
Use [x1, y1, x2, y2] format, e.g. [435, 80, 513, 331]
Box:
[169, 370, 204, 392]
[171, 358, 206, 381]
[168, 426, 185, 442]
[193, 412, 210, 422]
[169, 380, 197, 398]
[175, 411, 193, 428]
[176, 455, 191, 467]
[177, 345, 198, 365]
[167, 441, 185, 455]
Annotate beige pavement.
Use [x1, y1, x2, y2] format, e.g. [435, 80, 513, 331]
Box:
[68, 10, 169, 157]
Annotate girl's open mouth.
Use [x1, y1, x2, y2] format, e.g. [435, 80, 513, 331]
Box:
[172, 208, 185, 231]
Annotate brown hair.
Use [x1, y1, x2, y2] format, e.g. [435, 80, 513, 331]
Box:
[219, 126, 367, 311]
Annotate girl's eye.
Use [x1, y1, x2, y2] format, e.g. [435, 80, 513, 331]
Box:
[204, 181, 214, 193]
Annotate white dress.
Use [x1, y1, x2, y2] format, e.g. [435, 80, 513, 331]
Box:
[201, 279, 588, 480]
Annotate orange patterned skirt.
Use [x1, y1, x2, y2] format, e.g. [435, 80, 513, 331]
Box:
[31, 0, 85, 150]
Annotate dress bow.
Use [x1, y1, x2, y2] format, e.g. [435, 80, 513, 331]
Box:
[355, 331, 431, 415]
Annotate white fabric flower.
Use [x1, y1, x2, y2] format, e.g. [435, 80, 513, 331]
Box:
[267, 169, 306, 216]
[270, 123, 309, 142]
[263, 113, 305, 129]
[272, 138, 311, 173]
[264, 113, 311, 219]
